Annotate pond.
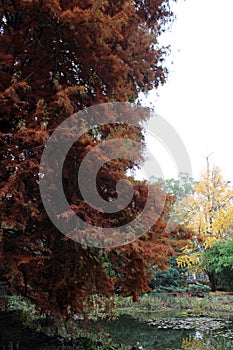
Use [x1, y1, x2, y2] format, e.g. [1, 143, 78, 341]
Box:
[0, 311, 232, 350]
[87, 313, 233, 350]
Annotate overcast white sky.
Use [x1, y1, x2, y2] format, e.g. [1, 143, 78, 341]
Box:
[141, 0, 233, 181]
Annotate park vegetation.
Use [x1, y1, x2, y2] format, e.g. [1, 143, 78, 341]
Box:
[0, 0, 194, 319]
[0, 1, 232, 349]
[154, 166, 233, 294]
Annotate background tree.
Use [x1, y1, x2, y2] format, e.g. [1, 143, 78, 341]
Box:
[150, 173, 196, 230]
[177, 164, 233, 247]
[148, 257, 187, 293]
[151, 173, 195, 201]
[176, 163, 233, 289]
[0, 0, 192, 316]
[148, 174, 195, 293]
[202, 240, 233, 292]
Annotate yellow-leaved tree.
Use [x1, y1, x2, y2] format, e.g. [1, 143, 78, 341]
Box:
[176, 161, 233, 270]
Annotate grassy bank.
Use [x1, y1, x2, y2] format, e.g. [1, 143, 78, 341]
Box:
[114, 293, 233, 318]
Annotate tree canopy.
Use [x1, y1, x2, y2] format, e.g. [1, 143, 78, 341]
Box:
[202, 240, 233, 291]
[0, 0, 191, 316]
[151, 173, 195, 201]
[176, 165, 233, 282]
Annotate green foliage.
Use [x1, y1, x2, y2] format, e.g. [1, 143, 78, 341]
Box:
[149, 258, 187, 293]
[150, 173, 195, 200]
[186, 283, 211, 296]
[202, 240, 233, 291]
[115, 293, 233, 316]
[5, 295, 38, 321]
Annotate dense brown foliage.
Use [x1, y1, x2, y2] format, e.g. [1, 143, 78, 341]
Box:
[0, 0, 191, 316]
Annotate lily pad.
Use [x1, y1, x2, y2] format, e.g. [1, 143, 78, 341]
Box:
[148, 317, 232, 331]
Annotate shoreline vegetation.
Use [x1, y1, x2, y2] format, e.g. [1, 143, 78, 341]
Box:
[0, 293, 232, 350]
[114, 293, 233, 318]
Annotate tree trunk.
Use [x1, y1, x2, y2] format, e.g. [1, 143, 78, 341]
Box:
[207, 271, 217, 292]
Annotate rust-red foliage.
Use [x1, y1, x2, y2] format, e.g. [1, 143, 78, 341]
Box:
[0, 0, 191, 316]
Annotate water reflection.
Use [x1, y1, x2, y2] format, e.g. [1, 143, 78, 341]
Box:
[181, 330, 232, 350]
[91, 315, 233, 350]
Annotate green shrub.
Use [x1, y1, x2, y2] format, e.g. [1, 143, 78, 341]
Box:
[186, 283, 211, 296]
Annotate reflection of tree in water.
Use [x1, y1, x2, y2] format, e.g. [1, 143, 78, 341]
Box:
[181, 330, 233, 350]
[87, 314, 233, 350]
